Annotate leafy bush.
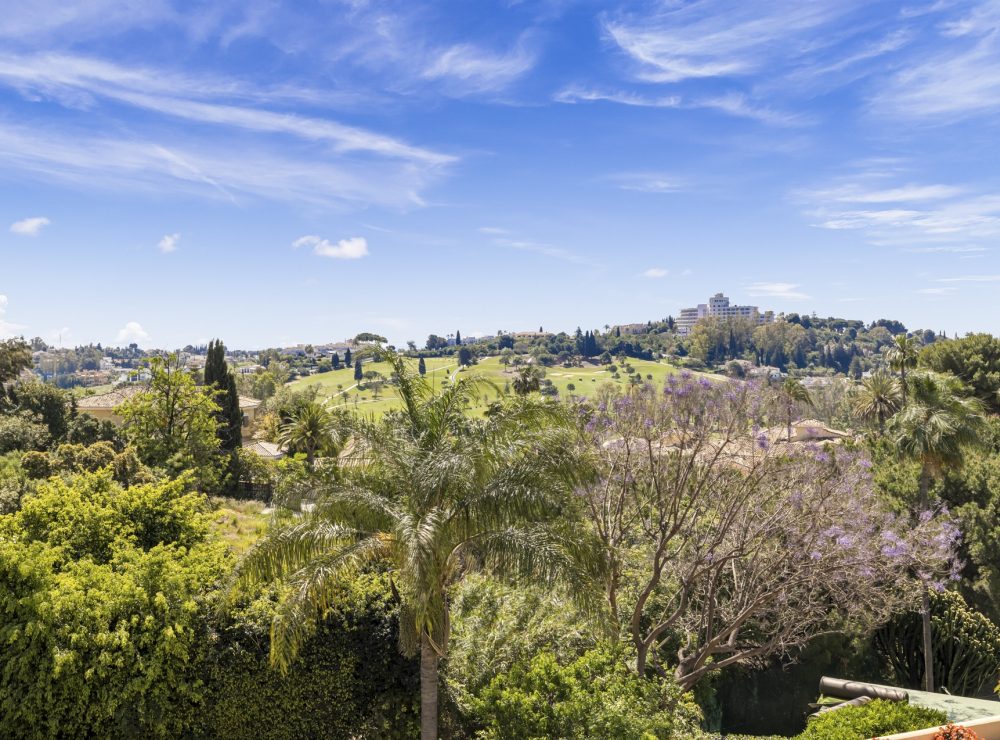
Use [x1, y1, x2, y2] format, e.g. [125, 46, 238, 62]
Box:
[469, 646, 705, 739]
[0, 451, 31, 513]
[0, 412, 50, 453]
[201, 572, 419, 739]
[445, 576, 595, 716]
[0, 471, 227, 738]
[10, 471, 209, 563]
[797, 700, 946, 740]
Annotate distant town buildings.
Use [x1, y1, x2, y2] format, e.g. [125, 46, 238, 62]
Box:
[676, 293, 774, 335]
[612, 323, 650, 336]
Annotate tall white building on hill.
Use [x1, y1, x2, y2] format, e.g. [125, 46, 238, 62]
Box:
[676, 293, 774, 335]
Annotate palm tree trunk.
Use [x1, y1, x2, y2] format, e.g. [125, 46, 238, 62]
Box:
[420, 632, 439, 740]
[918, 467, 934, 692]
[921, 585, 935, 693]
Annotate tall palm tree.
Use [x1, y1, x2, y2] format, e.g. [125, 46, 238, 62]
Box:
[512, 364, 543, 395]
[233, 348, 591, 740]
[852, 370, 903, 435]
[891, 371, 986, 693]
[782, 377, 813, 442]
[885, 334, 921, 404]
[278, 400, 343, 468]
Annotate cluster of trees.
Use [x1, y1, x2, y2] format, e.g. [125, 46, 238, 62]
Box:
[2, 332, 1000, 738]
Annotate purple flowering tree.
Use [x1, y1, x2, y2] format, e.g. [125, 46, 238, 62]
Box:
[579, 374, 959, 690]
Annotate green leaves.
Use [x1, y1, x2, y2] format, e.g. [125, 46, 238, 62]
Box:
[0, 471, 226, 737]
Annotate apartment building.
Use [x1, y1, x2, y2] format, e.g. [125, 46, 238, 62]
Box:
[675, 293, 774, 335]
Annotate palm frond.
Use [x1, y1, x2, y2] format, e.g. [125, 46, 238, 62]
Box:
[230, 519, 362, 590]
[267, 535, 389, 673]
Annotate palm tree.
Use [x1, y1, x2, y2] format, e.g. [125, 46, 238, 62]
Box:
[278, 400, 343, 468]
[782, 377, 813, 442]
[885, 334, 921, 403]
[233, 348, 591, 740]
[512, 364, 543, 395]
[852, 370, 903, 435]
[891, 371, 986, 692]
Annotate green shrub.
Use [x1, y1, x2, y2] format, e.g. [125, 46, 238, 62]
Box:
[445, 576, 595, 715]
[469, 645, 705, 739]
[0, 451, 30, 513]
[0, 412, 50, 453]
[0, 471, 227, 738]
[201, 572, 419, 739]
[797, 700, 946, 740]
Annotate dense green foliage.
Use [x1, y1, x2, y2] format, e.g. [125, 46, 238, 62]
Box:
[118, 354, 222, 489]
[922, 333, 1000, 413]
[470, 646, 705, 740]
[874, 589, 1000, 695]
[796, 700, 946, 740]
[203, 573, 419, 739]
[204, 339, 243, 451]
[0, 472, 226, 738]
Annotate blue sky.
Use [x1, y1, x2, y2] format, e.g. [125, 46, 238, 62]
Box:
[3, 0, 1000, 349]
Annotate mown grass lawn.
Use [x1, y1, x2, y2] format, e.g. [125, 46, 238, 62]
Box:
[288, 355, 686, 418]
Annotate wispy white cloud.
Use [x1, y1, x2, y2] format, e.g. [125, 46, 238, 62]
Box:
[642, 267, 668, 278]
[799, 168, 1000, 246]
[421, 38, 536, 93]
[906, 245, 987, 253]
[874, 3, 1000, 120]
[9, 216, 49, 236]
[611, 172, 682, 194]
[0, 53, 452, 166]
[0, 121, 438, 209]
[810, 183, 966, 203]
[0, 0, 172, 42]
[554, 85, 800, 125]
[604, 2, 859, 84]
[554, 86, 681, 108]
[746, 282, 810, 300]
[0, 51, 454, 209]
[488, 234, 597, 267]
[158, 233, 180, 253]
[938, 274, 1000, 283]
[293, 235, 369, 259]
[115, 320, 150, 346]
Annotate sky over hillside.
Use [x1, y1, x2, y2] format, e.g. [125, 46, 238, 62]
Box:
[2, 0, 1000, 348]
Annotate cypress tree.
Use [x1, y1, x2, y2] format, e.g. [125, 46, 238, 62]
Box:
[354, 358, 363, 381]
[332, 352, 341, 370]
[455, 330, 462, 346]
[344, 348, 352, 366]
[418, 357, 427, 375]
[204, 339, 242, 452]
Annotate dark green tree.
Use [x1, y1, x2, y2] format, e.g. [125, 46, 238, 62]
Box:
[458, 347, 472, 366]
[418, 357, 426, 376]
[331, 352, 341, 370]
[354, 359, 363, 382]
[0, 338, 33, 407]
[921, 334, 1000, 413]
[204, 340, 242, 451]
[455, 330, 462, 346]
[344, 348, 352, 367]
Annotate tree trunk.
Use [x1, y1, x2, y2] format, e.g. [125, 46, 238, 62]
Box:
[918, 467, 934, 692]
[635, 640, 649, 678]
[921, 585, 935, 693]
[420, 633, 440, 740]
